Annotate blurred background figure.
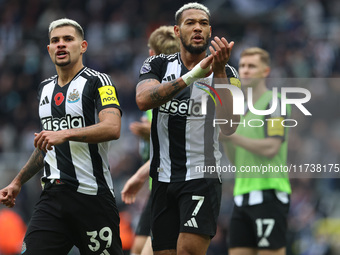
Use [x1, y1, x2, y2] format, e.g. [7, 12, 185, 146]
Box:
[122, 25, 180, 255]
[220, 47, 291, 255]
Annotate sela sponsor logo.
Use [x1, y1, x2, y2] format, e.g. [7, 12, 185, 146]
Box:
[159, 79, 217, 117]
[41, 114, 84, 131]
[159, 98, 203, 117]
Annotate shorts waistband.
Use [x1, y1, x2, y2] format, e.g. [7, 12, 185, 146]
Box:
[234, 189, 290, 207]
[43, 179, 66, 190]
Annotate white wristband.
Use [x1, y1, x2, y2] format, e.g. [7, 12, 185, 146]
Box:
[182, 60, 211, 86]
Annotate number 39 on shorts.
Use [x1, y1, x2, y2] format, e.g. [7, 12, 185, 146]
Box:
[87, 227, 112, 253]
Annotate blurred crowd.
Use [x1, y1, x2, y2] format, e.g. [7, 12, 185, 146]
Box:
[0, 0, 340, 254]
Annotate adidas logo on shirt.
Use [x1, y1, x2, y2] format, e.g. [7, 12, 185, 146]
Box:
[40, 96, 49, 106]
[184, 217, 198, 228]
[162, 74, 176, 82]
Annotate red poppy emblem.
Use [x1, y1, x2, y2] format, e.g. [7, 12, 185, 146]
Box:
[54, 92, 65, 106]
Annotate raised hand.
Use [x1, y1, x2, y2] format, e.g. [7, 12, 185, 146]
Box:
[209, 36, 234, 75]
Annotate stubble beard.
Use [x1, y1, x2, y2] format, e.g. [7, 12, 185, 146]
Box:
[180, 35, 209, 55]
[54, 53, 71, 67]
[55, 59, 71, 67]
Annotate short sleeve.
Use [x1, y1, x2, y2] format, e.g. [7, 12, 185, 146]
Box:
[94, 74, 122, 116]
[138, 55, 167, 83]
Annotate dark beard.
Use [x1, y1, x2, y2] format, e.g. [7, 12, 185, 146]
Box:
[180, 36, 209, 55]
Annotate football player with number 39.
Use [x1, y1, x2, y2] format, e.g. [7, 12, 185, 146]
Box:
[0, 18, 123, 255]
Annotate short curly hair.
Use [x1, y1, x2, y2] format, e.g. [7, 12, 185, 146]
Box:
[48, 18, 84, 40]
[175, 2, 210, 25]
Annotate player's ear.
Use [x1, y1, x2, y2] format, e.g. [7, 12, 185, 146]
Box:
[264, 66, 271, 78]
[174, 25, 180, 38]
[81, 40, 88, 54]
[149, 49, 155, 56]
[47, 45, 52, 57]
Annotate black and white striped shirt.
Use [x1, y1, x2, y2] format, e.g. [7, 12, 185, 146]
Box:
[139, 53, 239, 183]
[38, 67, 122, 195]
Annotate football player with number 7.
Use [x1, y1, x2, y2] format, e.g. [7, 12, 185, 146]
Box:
[136, 2, 240, 255]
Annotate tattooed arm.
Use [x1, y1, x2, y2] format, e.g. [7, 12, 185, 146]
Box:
[136, 78, 187, 111]
[0, 148, 44, 208]
[136, 55, 213, 111]
[34, 107, 121, 152]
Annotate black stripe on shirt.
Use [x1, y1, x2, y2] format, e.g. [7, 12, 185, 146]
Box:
[150, 108, 160, 180]
[52, 85, 79, 190]
[82, 82, 109, 194]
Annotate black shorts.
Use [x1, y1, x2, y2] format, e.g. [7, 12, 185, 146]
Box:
[150, 178, 222, 251]
[22, 183, 123, 255]
[229, 191, 290, 250]
[135, 195, 151, 236]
